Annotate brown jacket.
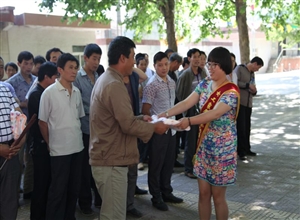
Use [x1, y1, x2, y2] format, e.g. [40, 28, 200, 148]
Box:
[89, 67, 154, 166]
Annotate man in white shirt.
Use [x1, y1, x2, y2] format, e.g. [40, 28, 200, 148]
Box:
[39, 53, 85, 220]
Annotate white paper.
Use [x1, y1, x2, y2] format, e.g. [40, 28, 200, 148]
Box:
[151, 115, 190, 131]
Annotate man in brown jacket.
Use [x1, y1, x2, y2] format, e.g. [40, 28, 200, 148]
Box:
[89, 36, 168, 220]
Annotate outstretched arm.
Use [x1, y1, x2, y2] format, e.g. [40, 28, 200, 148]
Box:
[158, 91, 199, 118]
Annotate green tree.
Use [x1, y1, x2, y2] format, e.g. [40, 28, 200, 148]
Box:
[39, 0, 203, 52]
[256, 0, 300, 47]
[39, 0, 299, 63]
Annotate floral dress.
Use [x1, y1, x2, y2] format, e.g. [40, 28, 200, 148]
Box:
[193, 79, 238, 186]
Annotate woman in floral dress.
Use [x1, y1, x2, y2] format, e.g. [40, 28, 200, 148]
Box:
[159, 47, 240, 220]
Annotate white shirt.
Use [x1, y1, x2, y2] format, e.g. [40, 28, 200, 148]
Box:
[145, 67, 155, 78]
[39, 81, 85, 156]
[25, 78, 38, 100]
[226, 72, 238, 85]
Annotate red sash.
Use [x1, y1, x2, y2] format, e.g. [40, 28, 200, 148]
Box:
[193, 82, 240, 163]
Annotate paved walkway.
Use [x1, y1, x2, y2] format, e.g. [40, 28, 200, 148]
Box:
[17, 72, 300, 219]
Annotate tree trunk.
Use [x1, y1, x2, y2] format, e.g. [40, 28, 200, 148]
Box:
[159, 0, 178, 52]
[235, 0, 250, 64]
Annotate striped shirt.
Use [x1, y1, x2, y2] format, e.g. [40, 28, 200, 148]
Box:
[142, 74, 176, 135]
[0, 85, 19, 142]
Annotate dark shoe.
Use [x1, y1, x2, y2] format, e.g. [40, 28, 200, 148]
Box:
[174, 160, 184, 167]
[247, 150, 257, 156]
[94, 203, 101, 209]
[162, 193, 183, 203]
[151, 198, 168, 211]
[127, 208, 143, 218]
[94, 197, 102, 208]
[185, 172, 197, 179]
[239, 156, 247, 161]
[135, 186, 148, 195]
[81, 208, 94, 216]
[23, 192, 32, 200]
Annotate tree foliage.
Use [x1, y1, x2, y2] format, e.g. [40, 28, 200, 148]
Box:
[255, 0, 300, 47]
[39, 0, 299, 61]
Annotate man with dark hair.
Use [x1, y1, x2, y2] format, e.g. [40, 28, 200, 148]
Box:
[0, 85, 25, 220]
[32, 55, 46, 76]
[26, 55, 47, 100]
[144, 53, 155, 78]
[6, 51, 35, 116]
[235, 56, 264, 160]
[28, 62, 57, 220]
[179, 57, 190, 76]
[142, 51, 183, 211]
[0, 57, 19, 103]
[89, 36, 168, 220]
[168, 52, 183, 83]
[176, 48, 207, 179]
[5, 62, 18, 78]
[6, 51, 36, 199]
[73, 43, 102, 215]
[39, 53, 85, 220]
[165, 48, 174, 58]
[45, 47, 63, 63]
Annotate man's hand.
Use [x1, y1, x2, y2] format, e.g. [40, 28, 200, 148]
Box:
[249, 84, 257, 94]
[153, 121, 169, 135]
[19, 100, 28, 108]
[9, 135, 26, 157]
[143, 115, 152, 122]
[0, 144, 12, 159]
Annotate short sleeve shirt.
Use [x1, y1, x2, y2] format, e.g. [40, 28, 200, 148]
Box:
[0, 85, 19, 142]
[6, 72, 36, 117]
[142, 74, 176, 135]
[39, 81, 85, 156]
[73, 68, 99, 135]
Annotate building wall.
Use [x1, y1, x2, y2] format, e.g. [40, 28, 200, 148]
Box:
[1, 23, 274, 75]
[3, 25, 99, 64]
[0, 30, 10, 63]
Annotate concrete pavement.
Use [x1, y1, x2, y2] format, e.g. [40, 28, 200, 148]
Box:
[17, 72, 300, 220]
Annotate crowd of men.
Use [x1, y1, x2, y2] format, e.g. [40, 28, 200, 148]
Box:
[0, 36, 263, 220]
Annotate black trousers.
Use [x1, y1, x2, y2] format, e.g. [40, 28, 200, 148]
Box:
[30, 141, 51, 220]
[148, 130, 176, 201]
[184, 107, 199, 173]
[175, 113, 186, 160]
[127, 164, 137, 211]
[0, 155, 20, 220]
[237, 105, 252, 157]
[45, 150, 83, 220]
[78, 133, 101, 209]
[138, 140, 149, 163]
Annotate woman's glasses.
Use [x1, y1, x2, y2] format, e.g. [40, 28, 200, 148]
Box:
[206, 62, 219, 69]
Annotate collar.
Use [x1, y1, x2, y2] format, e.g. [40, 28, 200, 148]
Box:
[78, 67, 99, 78]
[107, 67, 124, 82]
[155, 73, 172, 83]
[17, 72, 35, 82]
[55, 80, 76, 92]
[36, 83, 45, 91]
